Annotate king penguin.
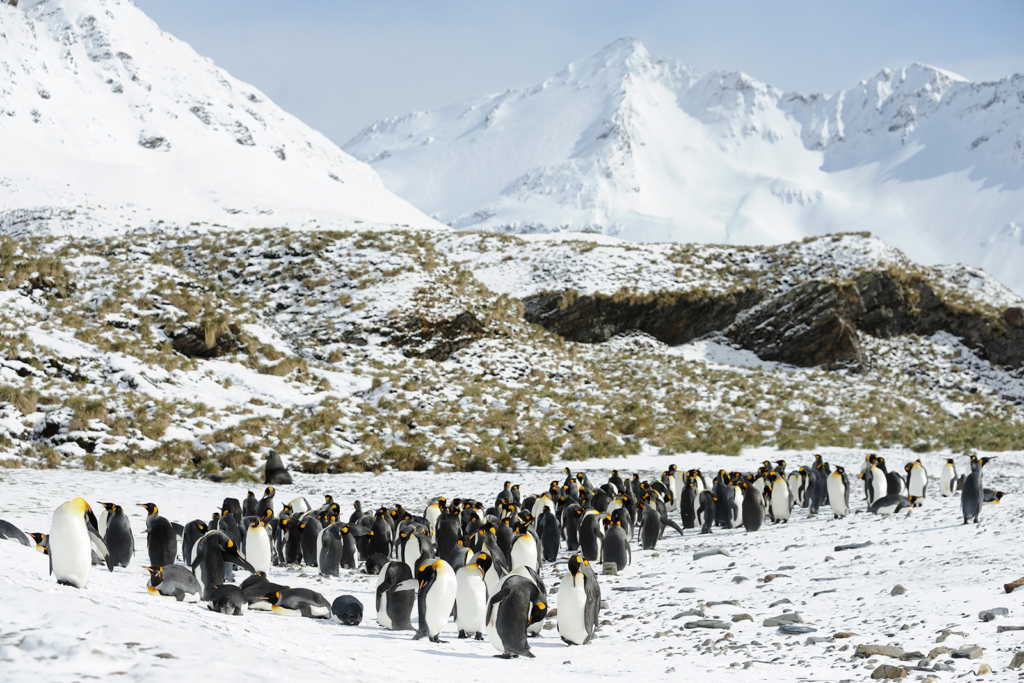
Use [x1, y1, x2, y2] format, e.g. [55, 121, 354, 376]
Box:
[827, 466, 850, 519]
[940, 458, 957, 497]
[907, 460, 928, 498]
[961, 455, 984, 524]
[49, 498, 113, 588]
[741, 481, 764, 532]
[455, 554, 491, 640]
[245, 519, 273, 575]
[104, 504, 134, 568]
[486, 574, 545, 658]
[413, 559, 458, 643]
[557, 553, 601, 646]
[138, 503, 177, 567]
[375, 561, 416, 630]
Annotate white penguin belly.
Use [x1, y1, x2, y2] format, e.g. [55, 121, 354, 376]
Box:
[827, 476, 847, 516]
[455, 571, 487, 633]
[423, 571, 456, 637]
[771, 488, 791, 520]
[487, 602, 504, 654]
[50, 503, 92, 588]
[557, 576, 589, 644]
[909, 470, 927, 497]
[377, 590, 393, 628]
[940, 466, 955, 496]
[510, 537, 538, 571]
[870, 468, 887, 501]
[246, 527, 272, 575]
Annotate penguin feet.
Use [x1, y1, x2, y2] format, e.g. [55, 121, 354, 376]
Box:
[429, 636, 447, 643]
[494, 654, 515, 659]
[56, 580, 79, 588]
[458, 630, 468, 639]
[474, 633, 484, 641]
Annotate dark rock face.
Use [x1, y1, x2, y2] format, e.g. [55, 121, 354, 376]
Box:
[524, 270, 1024, 371]
[523, 288, 764, 345]
[390, 311, 485, 362]
[171, 324, 243, 359]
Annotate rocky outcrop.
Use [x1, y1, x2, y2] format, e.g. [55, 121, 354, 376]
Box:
[171, 323, 244, 359]
[523, 288, 764, 345]
[524, 269, 1024, 371]
[389, 311, 485, 362]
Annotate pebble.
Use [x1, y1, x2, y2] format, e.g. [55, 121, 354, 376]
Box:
[935, 629, 965, 643]
[693, 548, 730, 560]
[684, 619, 731, 630]
[779, 625, 816, 635]
[672, 609, 704, 620]
[976, 663, 992, 675]
[996, 625, 1023, 633]
[952, 645, 983, 660]
[677, 587, 699, 594]
[731, 576, 748, 584]
[769, 598, 792, 608]
[978, 607, 1008, 622]
[764, 613, 804, 627]
[599, 600, 609, 609]
[1010, 651, 1024, 669]
[932, 662, 954, 672]
[833, 632, 857, 639]
[856, 644, 905, 659]
[890, 584, 907, 596]
[805, 636, 830, 645]
[731, 613, 753, 623]
[870, 664, 906, 679]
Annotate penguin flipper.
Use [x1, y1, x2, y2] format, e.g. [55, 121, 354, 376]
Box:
[88, 528, 115, 572]
[392, 579, 419, 593]
[662, 517, 684, 536]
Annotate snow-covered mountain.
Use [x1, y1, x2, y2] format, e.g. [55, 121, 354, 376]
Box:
[344, 38, 1024, 292]
[0, 0, 437, 235]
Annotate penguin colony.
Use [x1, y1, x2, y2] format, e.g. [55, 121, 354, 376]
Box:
[0, 454, 1006, 659]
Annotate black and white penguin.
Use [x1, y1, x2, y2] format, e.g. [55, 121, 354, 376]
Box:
[145, 565, 201, 602]
[697, 490, 716, 534]
[221, 497, 243, 525]
[486, 574, 545, 658]
[265, 587, 331, 618]
[137, 503, 177, 567]
[208, 585, 247, 615]
[256, 487, 276, 520]
[181, 520, 208, 567]
[299, 517, 322, 567]
[869, 494, 917, 515]
[27, 532, 48, 554]
[245, 519, 272, 575]
[940, 458, 957, 497]
[827, 466, 851, 519]
[961, 455, 984, 524]
[537, 508, 560, 563]
[510, 525, 540, 572]
[601, 517, 631, 571]
[413, 559, 458, 643]
[578, 511, 604, 562]
[455, 554, 491, 640]
[375, 561, 416, 630]
[983, 489, 1006, 504]
[0, 519, 32, 547]
[557, 553, 601, 646]
[332, 595, 364, 625]
[103, 504, 134, 568]
[242, 491, 258, 518]
[907, 460, 928, 498]
[768, 472, 792, 523]
[741, 482, 764, 532]
[192, 530, 255, 600]
[49, 498, 112, 588]
[679, 481, 697, 529]
[639, 503, 661, 550]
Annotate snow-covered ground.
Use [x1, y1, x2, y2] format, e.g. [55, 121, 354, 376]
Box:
[2, 448, 1022, 682]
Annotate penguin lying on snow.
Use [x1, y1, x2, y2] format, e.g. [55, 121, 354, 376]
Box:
[332, 595, 363, 625]
[209, 585, 247, 615]
[146, 565, 201, 602]
[868, 494, 918, 515]
[264, 588, 332, 618]
[0, 519, 32, 547]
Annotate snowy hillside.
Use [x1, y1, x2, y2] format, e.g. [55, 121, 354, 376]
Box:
[0, 0, 438, 235]
[344, 38, 1024, 293]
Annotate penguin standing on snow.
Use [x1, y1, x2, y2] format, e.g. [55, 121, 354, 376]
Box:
[255, 487, 276, 520]
[104, 504, 134, 568]
[961, 455, 985, 524]
[578, 512, 604, 562]
[138, 503, 177, 567]
[413, 560, 458, 643]
[181, 520, 208, 567]
[601, 517, 631, 571]
[557, 553, 601, 646]
[639, 503, 661, 550]
[769, 473, 792, 523]
[192, 530, 255, 600]
[741, 482, 763, 532]
[49, 498, 113, 588]
[697, 490, 716, 534]
[907, 460, 928, 498]
[456, 554, 491, 640]
[375, 561, 416, 630]
[827, 467, 851, 519]
[486, 574, 546, 658]
[940, 459, 957, 497]
[242, 491, 258, 518]
[245, 519, 272, 575]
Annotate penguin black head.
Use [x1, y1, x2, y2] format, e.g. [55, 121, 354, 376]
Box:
[945, 458, 955, 464]
[250, 519, 262, 529]
[473, 552, 493, 573]
[564, 467, 571, 475]
[325, 494, 334, 503]
[98, 502, 116, 512]
[980, 456, 996, 468]
[529, 600, 548, 626]
[416, 560, 440, 587]
[261, 508, 274, 520]
[668, 464, 677, 472]
[144, 566, 164, 587]
[567, 553, 584, 578]
[246, 491, 255, 498]
[137, 503, 159, 516]
[834, 466, 846, 475]
[263, 486, 275, 498]
[281, 504, 293, 515]
[28, 532, 48, 554]
[904, 463, 912, 474]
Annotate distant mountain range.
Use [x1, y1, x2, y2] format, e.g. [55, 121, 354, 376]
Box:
[344, 38, 1024, 293]
[0, 0, 437, 236]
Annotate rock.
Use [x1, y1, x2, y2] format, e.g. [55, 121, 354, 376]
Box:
[835, 541, 873, 551]
[806, 636, 830, 645]
[764, 613, 804, 627]
[731, 614, 753, 623]
[857, 644, 906, 659]
[693, 548, 730, 561]
[935, 629, 966, 643]
[677, 587, 699, 593]
[927, 647, 954, 659]
[731, 575, 748, 583]
[870, 664, 907, 679]
[762, 573, 789, 582]
[932, 662, 954, 672]
[976, 663, 992, 675]
[1010, 651, 1024, 669]
[997, 625, 1023, 633]
[171, 322, 243, 358]
[684, 620, 731, 630]
[599, 600, 609, 609]
[602, 562, 618, 576]
[600, 619, 612, 626]
[264, 451, 293, 485]
[1004, 307, 1024, 327]
[543, 621, 555, 630]
[390, 311, 486, 362]
[833, 632, 857, 639]
[672, 609, 704, 620]
[780, 625, 816, 635]
[769, 598, 793, 608]
[978, 607, 1009, 622]
[952, 645, 983, 660]
[890, 584, 907, 596]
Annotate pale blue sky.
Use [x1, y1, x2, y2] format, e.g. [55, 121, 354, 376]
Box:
[140, 0, 1024, 145]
